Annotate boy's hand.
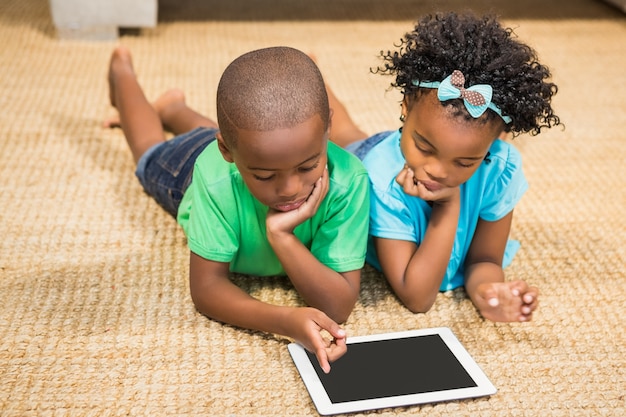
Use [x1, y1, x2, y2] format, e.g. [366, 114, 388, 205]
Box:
[396, 165, 458, 203]
[266, 167, 329, 236]
[283, 307, 347, 373]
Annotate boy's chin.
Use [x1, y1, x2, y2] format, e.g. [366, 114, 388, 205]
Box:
[273, 199, 306, 212]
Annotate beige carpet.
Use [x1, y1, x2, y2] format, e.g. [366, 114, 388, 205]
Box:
[1, 0, 625, 415]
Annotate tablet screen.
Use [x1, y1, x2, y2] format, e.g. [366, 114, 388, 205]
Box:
[288, 327, 496, 415]
[305, 333, 476, 403]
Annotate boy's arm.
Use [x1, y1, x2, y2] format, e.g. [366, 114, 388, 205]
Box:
[188, 252, 347, 373]
[265, 169, 360, 323]
[375, 187, 460, 313]
[268, 232, 361, 323]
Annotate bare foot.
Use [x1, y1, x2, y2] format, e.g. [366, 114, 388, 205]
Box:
[107, 46, 135, 108]
[103, 46, 135, 128]
[102, 112, 123, 128]
[474, 280, 539, 322]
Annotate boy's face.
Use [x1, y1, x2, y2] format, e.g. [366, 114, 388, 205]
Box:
[218, 115, 328, 211]
[400, 91, 503, 192]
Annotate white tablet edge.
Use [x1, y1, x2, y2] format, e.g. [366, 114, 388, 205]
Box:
[288, 327, 497, 415]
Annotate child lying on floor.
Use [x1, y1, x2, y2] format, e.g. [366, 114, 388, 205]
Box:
[322, 12, 561, 322]
[105, 45, 369, 372]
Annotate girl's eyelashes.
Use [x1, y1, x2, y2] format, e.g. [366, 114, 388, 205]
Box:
[455, 161, 477, 168]
[411, 134, 434, 155]
[415, 144, 478, 168]
[415, 145, 433, 155]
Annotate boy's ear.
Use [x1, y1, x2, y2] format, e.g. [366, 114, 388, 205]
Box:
[327, 108, 334, 136]
[216, 132, 234, 163]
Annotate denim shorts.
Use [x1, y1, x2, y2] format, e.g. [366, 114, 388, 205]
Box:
[344, 130, 394, 160]
[135, 127, 218, 217]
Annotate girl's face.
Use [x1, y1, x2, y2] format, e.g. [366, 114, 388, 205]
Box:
[218, 114, 328, 212]
[400, 91, 504, 192]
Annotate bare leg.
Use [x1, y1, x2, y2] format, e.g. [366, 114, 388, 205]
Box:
[325, 83, 369, 148]
[104, 88, 218, 135]
[108, 46, 166, 164]
[308, 54, 368, 148]
[152, 89, 218, 135]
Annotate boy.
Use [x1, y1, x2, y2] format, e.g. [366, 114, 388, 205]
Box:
[106, 46, 369, 372]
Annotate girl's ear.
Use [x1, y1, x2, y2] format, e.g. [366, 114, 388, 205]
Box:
[402, 91, 420, 114]
[216, 132, 234, 163]
[401, 99, 408, 120]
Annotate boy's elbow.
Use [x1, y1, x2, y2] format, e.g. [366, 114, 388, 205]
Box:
[328, 308, 351, 325]
[324, 295, 359, 324]
[189, 284, 214, 318]
[322, 300, 354, 324]
[404, 302, 434, 314]
[189, 290, 206, 316]
[401, 294, 437, 314]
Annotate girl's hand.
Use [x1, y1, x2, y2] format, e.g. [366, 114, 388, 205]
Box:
[266, 167, 329, 237]
[396, 165, 458, 203]
[283, 307, 347, 373]
[474, 280, 539, 322]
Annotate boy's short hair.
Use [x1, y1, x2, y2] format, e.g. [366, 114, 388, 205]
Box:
[216, 46, 330, 148]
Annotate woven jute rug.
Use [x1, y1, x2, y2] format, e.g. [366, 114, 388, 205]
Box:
[1, 0, 624, 415]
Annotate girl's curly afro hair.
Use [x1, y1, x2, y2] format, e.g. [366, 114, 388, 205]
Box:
[375, 12, 561, 136]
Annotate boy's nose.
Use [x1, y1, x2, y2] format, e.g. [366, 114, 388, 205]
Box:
[276, 175, 302, 198]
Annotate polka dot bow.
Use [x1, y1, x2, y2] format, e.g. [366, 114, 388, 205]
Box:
[438, 70, 493, 118]
[412, 70, 512, 123]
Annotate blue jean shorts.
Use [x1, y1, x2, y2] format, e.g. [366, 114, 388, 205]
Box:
[344, 130, 393, 160]
[135, 127, 218, 217]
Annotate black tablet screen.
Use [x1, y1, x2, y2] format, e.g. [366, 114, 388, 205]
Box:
[305, 334, 478, 403]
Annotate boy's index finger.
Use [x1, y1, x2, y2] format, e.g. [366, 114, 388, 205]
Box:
[314, 314, 345, 339]
[315, 348, 331, 374]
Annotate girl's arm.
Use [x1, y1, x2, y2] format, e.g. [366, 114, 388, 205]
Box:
[464, 211, 538, 322]
[188, 252, 347, 373]
[464, 212, 512, 295]
[375, 190, 460, 313]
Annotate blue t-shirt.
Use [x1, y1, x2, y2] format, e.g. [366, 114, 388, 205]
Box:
[361, 129, 528, 291]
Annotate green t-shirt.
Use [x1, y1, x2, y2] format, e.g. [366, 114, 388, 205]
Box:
[177, 141, 369, 276]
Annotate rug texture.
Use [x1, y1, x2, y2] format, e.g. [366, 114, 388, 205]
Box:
[0, 0, 625, 415]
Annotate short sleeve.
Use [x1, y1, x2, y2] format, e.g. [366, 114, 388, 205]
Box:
[479, 141, 529, 222]
[180, 162, 239, 262]
[369, 181, 426, 242]
[362, 130, 428, 243]
[310, 170, 370, 272]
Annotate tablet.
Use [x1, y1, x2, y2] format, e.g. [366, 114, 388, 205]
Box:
[288, 327, 496, 415]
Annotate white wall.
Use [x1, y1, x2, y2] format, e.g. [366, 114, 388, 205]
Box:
[49, 0, 157, 40]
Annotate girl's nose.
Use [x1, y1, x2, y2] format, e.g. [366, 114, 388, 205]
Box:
[424, 159, 447, 181]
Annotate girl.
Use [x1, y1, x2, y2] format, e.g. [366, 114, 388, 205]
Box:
[327, 12, 561, 322]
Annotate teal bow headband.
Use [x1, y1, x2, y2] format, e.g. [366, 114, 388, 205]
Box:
[412, 70, 512, 124]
